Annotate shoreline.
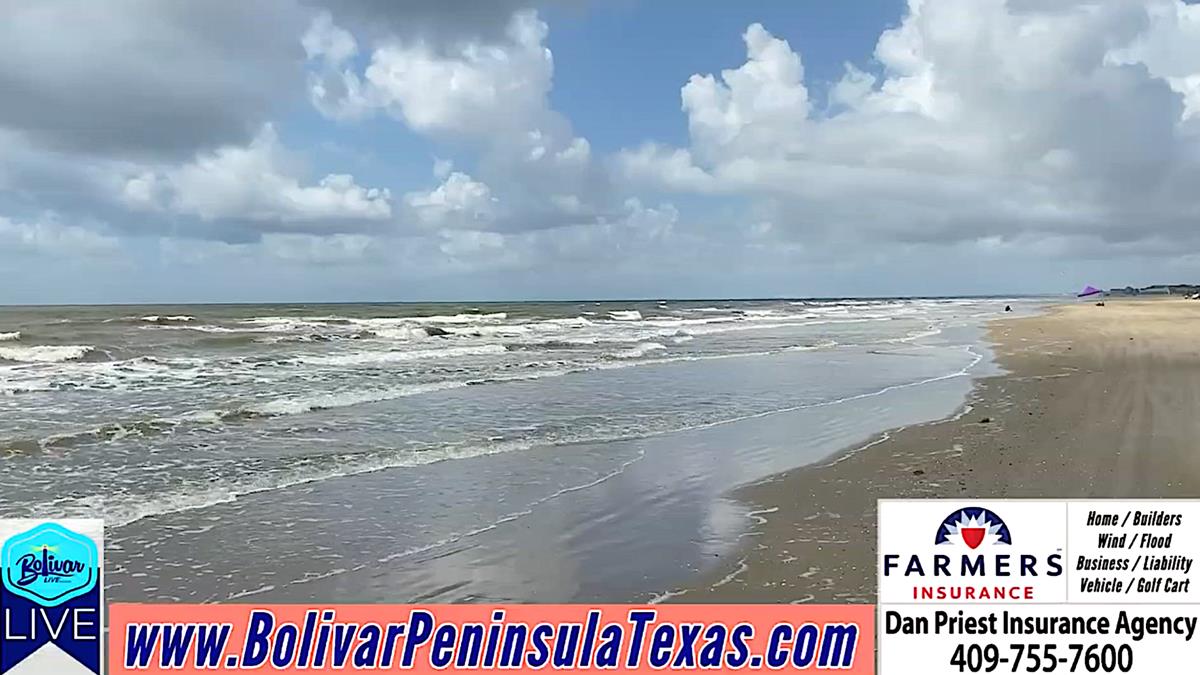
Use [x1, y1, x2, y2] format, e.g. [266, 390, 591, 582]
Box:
[675, 298, 1200, 602]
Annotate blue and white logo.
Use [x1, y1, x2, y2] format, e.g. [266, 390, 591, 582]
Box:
[1, 523, 98, 606]
[0, 519, 103, 675]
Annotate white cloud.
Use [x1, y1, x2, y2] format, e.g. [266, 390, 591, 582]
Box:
[161, 232, 376, 266]
[681, 23, 811, 161]
[622, 0, 1200, 253]
[306, 10, 610, 233]
[0, 215, 119, 257]
[302, 11, 358, 64]
[121, 125, 392, 227]
[431, 196, 680, 271]
[404, 171, 498, 229]
[432, 158, 455, 179]
[616, 143, 718, 193]
[309, 10, 553, 138]
[262, 232, 375, 263]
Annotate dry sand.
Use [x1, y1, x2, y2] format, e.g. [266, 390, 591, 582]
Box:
[678, 298, 1200, 603]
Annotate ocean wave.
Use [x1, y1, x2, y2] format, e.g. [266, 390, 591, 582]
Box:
[141, 315, 194, 323]
[0, 344, 94, 363]
[613, 342, 666, 359]
[242, 312, 509, 329]
[241, 381, 468, 417]
[0, 331, 19, 342]
[608, 310, 643, 321]
[14, 381, 471, 450]
[504, 339, 597, 351]
[254, 331, 372, 344]
[0, 355, 215, 394]
[146, 324, 263, 333]
[298, 343, 507, 367]
[404, 312, 507, 324]
[48, 342, 975, 529]
[365, 326, 436, 341]
[787, 339, 839, 351]
[61, 437, 550, 528]
[232, 319, 336, 333]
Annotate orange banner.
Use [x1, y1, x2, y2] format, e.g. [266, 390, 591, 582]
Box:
[108, 603, 873, 673]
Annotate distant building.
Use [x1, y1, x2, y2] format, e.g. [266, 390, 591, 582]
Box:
[1104, 284, 1200, 297]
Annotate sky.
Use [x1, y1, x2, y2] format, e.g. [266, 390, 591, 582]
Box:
[4, 0, 1200, 304]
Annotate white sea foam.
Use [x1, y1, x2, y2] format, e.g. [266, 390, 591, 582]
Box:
[299, 343, 506, 367]
[141, 315, 194, 323]
[147, 323, 275, 334]
[327, 313, 509, 329]
[404, 312, 507, 324]
[0, 332, 19, 342]
[608, 310, 643, 321]
[613, 342, 666, 359]
[0, 345, 93, 363]
[234, 318, 336, 332]
[244, 381, 467, 416]
[366, 326, 434, 341]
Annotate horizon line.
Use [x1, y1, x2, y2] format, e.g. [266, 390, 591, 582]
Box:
[0, 293, 1062, 308]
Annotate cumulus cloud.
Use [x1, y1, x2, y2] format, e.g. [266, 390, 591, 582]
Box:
[306, 10, 553, 136]
[12, 0, 1200, 300]
[622, 0, 1200, 256]
[404, 171, 499, 229]
[121, 125, 391, 227]
[306, 10, 613, 233]
[681, 23, 811, 161]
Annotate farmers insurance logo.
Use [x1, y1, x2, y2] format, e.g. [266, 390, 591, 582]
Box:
[935, 507, 1012, 549]
[880, 503, 1063, 602]
[0, 520, 102, 675]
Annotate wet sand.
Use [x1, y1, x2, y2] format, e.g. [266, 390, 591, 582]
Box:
[679, 298, 1200, 602]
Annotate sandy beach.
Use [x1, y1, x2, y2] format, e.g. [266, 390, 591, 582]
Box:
[680, 298, 1200, 602]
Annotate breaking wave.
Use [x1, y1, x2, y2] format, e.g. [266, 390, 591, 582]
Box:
[613, 342, 667, 359]
[0, 344, 94, 363]
[240, 381, 468, 417]
[298, 344, 507, 367]
[0, 332, 19, 342]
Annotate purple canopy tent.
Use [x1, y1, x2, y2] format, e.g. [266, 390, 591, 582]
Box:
[1077, 285, 1104, 298]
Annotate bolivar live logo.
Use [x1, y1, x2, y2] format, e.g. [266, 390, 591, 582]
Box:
[883, 506, 1063, 601]
[0, 520, 102, 675]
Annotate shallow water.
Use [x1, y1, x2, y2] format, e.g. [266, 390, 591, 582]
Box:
[0, 298, 1035, 601]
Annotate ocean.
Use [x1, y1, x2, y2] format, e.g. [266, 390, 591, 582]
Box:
[0, 298, 1032, 602]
